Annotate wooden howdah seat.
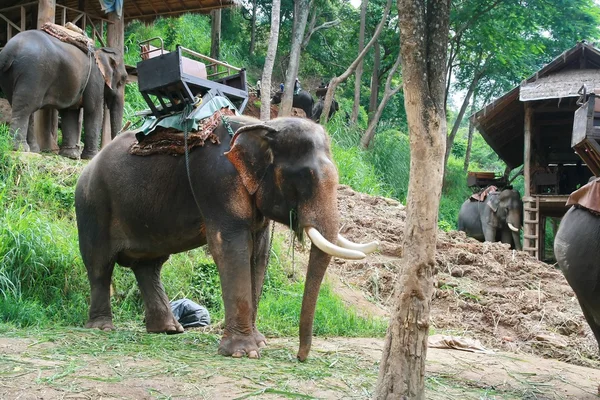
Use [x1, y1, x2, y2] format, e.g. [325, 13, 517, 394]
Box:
[572, 91, 600, 176]
[136, 37, 248, 117]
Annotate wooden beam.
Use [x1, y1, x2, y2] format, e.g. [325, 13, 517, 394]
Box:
[124, 5, 234, 20]
[102, 11, 125, 148]
[524, 102, 533, 197]
[35, 0, 59, 153]
[20, 5, 26, 31]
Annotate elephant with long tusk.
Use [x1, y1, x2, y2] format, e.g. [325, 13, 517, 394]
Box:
[75, 115, 378, 362]
[457, 188, 523, 250]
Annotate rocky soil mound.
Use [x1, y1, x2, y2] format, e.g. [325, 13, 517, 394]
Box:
[330, 185, 600, 368]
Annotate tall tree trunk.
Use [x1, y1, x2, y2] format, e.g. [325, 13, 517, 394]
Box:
[463, 91, 478, 172]
[320, 0, 391, 125]
[351, 0, 368, 124]
[375, 0, 449, 397]
[210, 9, 221, 60]
[360, 52, 402, 148]
[443, 66, 483, 169]
[279, 0, 311, 116]
[260, 0, 281, 120]
[249, 0, 258, 54]
[368, 39, 381, 123]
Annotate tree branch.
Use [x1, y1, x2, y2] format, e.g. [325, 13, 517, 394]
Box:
[302, 19, 340, 49]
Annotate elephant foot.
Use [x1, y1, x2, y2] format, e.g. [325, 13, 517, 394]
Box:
[218, 329, 266, 359]
[81, 149, 98, 160]
[13, 140, 30, 152]
[28, 143, 40, 153]
[85, 316, 115, 331]
[59, 146, 81, 160]
[146, 314, 184, 335]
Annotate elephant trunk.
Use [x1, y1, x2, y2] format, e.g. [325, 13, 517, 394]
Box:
[507, 209, 522, 250]
[108, 89, 124, 139]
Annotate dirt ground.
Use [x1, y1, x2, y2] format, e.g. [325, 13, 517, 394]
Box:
[2, 184, 600, 399]
[1, 334, 599, 399]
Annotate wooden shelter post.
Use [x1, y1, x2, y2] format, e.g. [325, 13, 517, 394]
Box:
[34, 0, 59, 153]
[522, 102, 539, 258]
[101, 11, 124, 148]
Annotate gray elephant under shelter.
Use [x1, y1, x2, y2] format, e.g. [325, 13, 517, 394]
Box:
[0, 29, 127, 159]
[457, 188, 523, 250]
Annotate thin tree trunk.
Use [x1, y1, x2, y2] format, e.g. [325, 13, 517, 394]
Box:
[210, 9, 221, 60]
[443, 65, 484, 169]
[368, 39, 381, 123]
[351, 0, 368, 124]
[249, 0, 258, 54]
[375, 0, 449, 397]
[280, 0, 311, 116]
[320, 0, 391, 125]
[463, 91, 478, 172]
[360, 52, 402, 148]
[260, 0, 281, 121]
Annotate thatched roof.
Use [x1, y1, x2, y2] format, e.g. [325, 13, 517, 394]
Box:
[0, 0, 239, 22]
[471, 42, 600, 169]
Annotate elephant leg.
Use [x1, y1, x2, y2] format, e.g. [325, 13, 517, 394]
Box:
[577, 297, 600, 349]
[84, 254, 116, 331]
[250, 225, 270, 349]
[207, 224, 260, 358]
[58, 109, 81, 160]
[131, 257, 184, 334]
[482, 224, 497, 243]
[26, 114, 39, 153]
[9, 107, 32, 152]
[80, 101, 104, 160]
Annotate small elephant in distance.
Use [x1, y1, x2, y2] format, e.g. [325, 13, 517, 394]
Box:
[271, 90, 315, 120]
[0, 30, 127, 159]
[75, 115, 378, 361]
[457, 188, 523, 250]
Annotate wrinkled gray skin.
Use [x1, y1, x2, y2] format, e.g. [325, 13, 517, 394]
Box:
[75, 116, 340, 361]
[554, 206, 600, 352]
[0, 30, 127, 159]
[457, 189, 523, 250]
[271, 90, 314, 119]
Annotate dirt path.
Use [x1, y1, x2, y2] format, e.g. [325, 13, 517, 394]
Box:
[1, 332, 599, 399]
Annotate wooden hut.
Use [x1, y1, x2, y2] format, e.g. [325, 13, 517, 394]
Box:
[0, 0, 237, 150]
[471, 41, 600, 260]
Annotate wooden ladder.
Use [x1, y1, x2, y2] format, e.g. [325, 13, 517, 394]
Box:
[523, 197, 539, 259]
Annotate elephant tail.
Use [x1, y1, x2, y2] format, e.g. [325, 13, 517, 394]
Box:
[0, 53, 13, 74]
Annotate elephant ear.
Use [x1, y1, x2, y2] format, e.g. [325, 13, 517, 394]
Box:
[95, 48, 122, 90]
[225, 123, 278, 195]
[487, 194, 500, 213]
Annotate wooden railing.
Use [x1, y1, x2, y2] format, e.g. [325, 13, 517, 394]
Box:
[0, 2, 112, 49]
[0, 1, 36, 47]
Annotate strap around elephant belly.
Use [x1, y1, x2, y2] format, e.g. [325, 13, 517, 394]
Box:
[71, 52, 94, 110]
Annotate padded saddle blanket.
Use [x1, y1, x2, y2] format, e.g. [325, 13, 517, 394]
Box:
[566, 177, 600, 213]
[41, 22, 94, 54]
[129, 109, 235, 156]
[470, 185, 498, 202]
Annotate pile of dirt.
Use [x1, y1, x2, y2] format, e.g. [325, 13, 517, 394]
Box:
[0, 98, 11, 124]
[328, 185, 600, 368]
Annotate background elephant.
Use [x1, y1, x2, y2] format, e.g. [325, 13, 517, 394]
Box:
[271, 90, 314, 119]
[457, 188, 523, 250]
[311, 97, 339, 121]
[75, 115, 376, 361]
[554, 206, 600, 352]
[0, 30, 127, 159]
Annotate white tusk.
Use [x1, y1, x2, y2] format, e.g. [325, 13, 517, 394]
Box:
[337, 234, 379, 254]
[305, 227, 366, 260]
[508, 223, 519, 232]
